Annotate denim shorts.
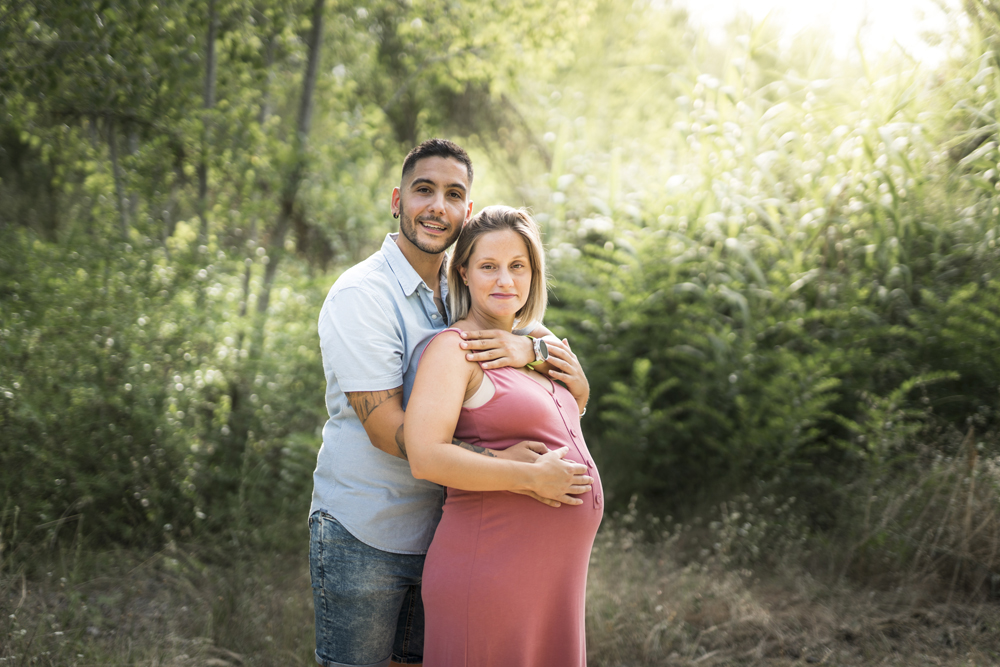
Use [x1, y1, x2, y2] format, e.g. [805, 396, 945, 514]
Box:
[309, 511, 425, 667]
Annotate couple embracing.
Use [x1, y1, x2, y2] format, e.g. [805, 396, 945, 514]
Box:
[310, 139, 603, 667]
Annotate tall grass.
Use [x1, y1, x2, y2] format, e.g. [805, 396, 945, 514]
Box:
[586, 498, 1000, 666]
[0, 541, 315, 667]
[5, 507, 1000, 667]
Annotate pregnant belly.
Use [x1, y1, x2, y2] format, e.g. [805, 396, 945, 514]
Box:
[430, 487, 603, 565]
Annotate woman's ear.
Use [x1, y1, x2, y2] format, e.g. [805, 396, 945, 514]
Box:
[458, 265, 468, 286]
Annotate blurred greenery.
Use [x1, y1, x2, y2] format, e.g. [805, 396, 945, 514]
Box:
[3, 0, 1000, 593]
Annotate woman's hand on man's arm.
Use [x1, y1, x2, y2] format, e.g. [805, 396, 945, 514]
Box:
[459, 326, 589, 414]
[457, 328, 536, 369]
[545, 339, 590, 415]
[459, 325, 562, 374]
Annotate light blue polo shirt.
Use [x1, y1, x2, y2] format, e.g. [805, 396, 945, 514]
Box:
[311, 233, 451, 554]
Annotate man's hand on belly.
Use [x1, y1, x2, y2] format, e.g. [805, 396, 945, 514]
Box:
[451, 439, 563, 507]
[493, 440, 548, 463]
[494, 440, 574, 508]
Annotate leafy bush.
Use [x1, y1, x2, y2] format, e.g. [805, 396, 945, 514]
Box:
[535, 15, 1000, 521]
[0, 227, 325, 556]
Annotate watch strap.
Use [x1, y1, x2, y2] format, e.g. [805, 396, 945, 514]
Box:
[525, 335, 543, 369]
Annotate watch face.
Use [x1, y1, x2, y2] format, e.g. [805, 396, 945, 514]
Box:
[537, 338, 548, 361]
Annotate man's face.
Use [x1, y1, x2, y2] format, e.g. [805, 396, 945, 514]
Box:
[392, 156, 473, 256]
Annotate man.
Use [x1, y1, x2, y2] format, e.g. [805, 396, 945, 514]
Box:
[310, 139, 591, 667]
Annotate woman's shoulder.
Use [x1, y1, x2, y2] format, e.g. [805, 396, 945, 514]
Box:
[429, 326, 467, 345]
[421, 327, 471, 365]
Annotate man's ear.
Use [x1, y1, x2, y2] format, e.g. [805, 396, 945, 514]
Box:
[463, 200, 474, 226]
[391, 187, 401, 218]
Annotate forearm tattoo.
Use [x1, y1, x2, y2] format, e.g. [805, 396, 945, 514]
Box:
[395, 424, 407, 460]
[451, 437, 496, 458]
[346, 387, 402, 424]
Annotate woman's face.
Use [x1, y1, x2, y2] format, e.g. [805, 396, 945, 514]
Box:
[459, 229, 533, 322]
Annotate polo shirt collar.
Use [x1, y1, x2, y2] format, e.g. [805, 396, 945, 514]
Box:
[382, 233, 448, 297]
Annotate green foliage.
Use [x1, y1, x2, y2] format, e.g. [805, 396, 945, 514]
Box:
[0, 226, 325, 553]
[531, 0, 1000, 517]
[836, 372, 959, 469]
[4, 0, 1000, 557]
[547, 232, 860, 509]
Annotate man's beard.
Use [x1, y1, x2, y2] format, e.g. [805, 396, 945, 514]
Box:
[399, 207, 460, 255]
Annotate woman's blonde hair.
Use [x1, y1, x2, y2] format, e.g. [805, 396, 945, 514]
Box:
[448, 205, 547, 327]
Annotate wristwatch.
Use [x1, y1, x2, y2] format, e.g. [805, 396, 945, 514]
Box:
[525, 335, 549, 370]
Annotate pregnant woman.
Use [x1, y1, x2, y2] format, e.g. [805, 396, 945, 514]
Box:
[405, 205, 604, 666]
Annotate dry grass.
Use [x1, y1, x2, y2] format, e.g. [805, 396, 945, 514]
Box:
[0, 541, 315, 667]
[585, 440, 1000, 667]
[849, 428, 1000, 601]
[586, 519, 1000, 666]
[3, 507, 1000, 667]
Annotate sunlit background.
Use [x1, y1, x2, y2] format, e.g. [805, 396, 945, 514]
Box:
[685, 0, 958, 63]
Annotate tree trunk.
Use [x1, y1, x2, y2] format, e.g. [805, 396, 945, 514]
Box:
[252, 0, 325, 324]
[107, 119, 129, 241]
[197, 0, 218, 245]
[227, 0, 326, 518]
[258, 31, 279, 126]
[127, 126, 139, 222]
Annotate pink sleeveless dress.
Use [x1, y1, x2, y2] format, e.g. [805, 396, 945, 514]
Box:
[421, 330, 604, 667]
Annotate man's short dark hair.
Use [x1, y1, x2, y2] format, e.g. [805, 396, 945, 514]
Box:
[401, 139, 473, 186]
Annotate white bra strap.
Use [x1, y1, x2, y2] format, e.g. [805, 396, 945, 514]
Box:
[462, 372, 497, 409]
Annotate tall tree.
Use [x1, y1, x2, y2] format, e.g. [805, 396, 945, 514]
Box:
[197, 0, 219, 245]
[254, 0, 326, 325]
